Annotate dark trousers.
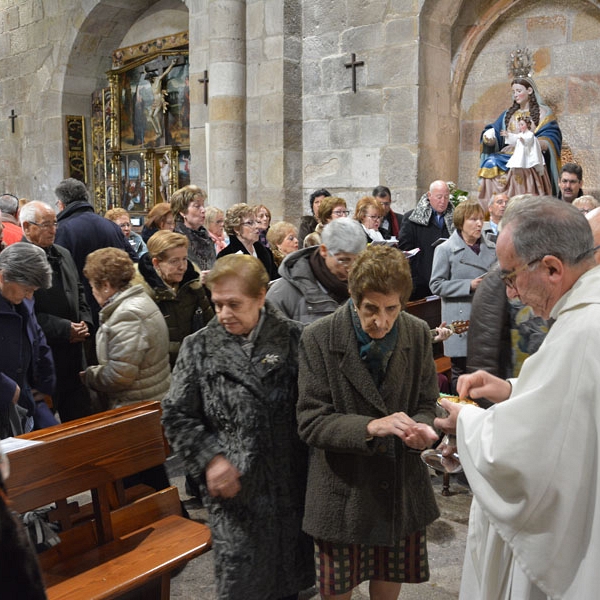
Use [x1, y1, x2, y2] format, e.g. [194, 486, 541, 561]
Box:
[450, 356, 467, 395]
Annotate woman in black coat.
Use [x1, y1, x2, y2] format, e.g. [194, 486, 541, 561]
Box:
[217, 203, 279, 280]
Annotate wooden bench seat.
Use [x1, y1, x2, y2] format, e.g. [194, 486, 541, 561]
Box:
[5, 401, 211, 599]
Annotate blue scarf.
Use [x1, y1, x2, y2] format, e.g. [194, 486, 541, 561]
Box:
[349, 301, 398, 388]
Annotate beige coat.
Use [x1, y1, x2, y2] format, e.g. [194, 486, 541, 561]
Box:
[84, 284, 170, 407]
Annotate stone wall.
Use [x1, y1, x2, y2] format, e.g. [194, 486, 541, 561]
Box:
[2, 0, 600, 215]
[300, 2, 422, 215]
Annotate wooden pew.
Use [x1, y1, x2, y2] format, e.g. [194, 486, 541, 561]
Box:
[5, 401, 211, 600]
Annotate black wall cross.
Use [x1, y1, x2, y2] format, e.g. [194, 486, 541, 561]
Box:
[198, 70, 209, 105]
[9, 109, 17, 133]
[345, 53, 364, 93]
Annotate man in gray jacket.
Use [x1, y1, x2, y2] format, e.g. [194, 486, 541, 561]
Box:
[267, 217, 366, 323]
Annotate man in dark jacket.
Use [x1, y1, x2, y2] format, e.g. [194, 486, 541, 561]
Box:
[398, 180, 455, 300]
[54, 178, 137, 327]
[21, 201, 95, 421]
[372, 185, 403, 239]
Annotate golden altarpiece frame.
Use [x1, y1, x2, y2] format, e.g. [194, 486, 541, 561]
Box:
[91, 31, 191, 216]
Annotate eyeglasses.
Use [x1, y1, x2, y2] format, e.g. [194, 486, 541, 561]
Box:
[499, 258, 542, 290]
[164, 257, 188, 267]
[332, 210, 350, 217]
[30, 221, 58, 229]
[118, 222, 131, 229]
[242, 220, 257, 227]
[365, 215, 381, 221]
[329, 252, 356, 268]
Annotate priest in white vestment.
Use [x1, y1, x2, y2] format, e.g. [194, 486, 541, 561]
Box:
[436, 196, 600, 600]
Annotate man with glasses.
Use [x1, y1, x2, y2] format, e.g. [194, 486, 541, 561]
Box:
[483, 192, 509, 244]
[20, 201, 94, 422]
[0, 193, 23, 246]
[372, 185, 403, 240]
[558, 162, 584, 203]
[267, 218, 366, 324]
[399, 180, 455, 300]
[437, 197, 600, 600]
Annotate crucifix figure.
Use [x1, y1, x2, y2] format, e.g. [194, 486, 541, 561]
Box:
[145, 58, 178, 138]
[198, 70, 209, 105]
[345, 53, 365, 93]
[9, 109, 17, 133]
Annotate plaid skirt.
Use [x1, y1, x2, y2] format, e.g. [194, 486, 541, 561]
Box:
[315, 530, 429, 596]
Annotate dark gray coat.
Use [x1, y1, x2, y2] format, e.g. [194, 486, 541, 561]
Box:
[297, 303, 440, 546]
[162, 302, 314, 600]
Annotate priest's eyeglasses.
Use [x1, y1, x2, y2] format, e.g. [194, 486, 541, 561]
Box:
[499, 258, 542, 290]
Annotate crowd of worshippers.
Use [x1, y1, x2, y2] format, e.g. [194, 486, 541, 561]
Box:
[2, 171, 600, 600]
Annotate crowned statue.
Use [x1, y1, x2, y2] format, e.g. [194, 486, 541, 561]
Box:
[478, 49, 562, 205]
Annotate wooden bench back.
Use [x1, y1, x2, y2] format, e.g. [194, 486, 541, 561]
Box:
[6, 401, 167, 517]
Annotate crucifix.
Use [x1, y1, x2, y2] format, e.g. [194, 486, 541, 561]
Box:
[9, 109, 17, 133]
[198, 70, 209, 105]
[345, 53, 364, 93]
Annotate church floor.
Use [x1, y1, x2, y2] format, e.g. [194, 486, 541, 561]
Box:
[166, 454, 472, 599]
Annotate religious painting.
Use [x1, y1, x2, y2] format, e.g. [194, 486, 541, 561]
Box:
[120, 152, 146, 212]
[118, 53, 189, 151]
[91, 32, 190, 214]
[178, 150, 191, 188]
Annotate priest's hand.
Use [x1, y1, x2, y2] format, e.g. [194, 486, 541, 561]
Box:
[456, 370, 512, 404]
[434, 398, 462, 435]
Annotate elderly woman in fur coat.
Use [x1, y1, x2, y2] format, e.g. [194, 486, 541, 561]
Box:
[297, 244, 440, 600]
[162, 254, 314, 600]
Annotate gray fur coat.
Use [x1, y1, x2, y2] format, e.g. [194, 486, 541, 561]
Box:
[162, 301, 314, 599]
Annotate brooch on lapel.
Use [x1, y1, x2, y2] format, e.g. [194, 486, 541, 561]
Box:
[261, 353, 280, 365]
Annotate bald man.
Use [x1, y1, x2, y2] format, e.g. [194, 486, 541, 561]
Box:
[398, 180, 456, 299]
[586, 206, 600, 264]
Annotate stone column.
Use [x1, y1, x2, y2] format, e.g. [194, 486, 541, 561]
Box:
[207, 0, 246, 208]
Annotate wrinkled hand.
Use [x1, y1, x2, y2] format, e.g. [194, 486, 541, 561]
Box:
[433, 399, 462, 435]
[367, 412, 438, 450]
[456, 370, 512, 405]
[206, 454, 242, 499]
[70, 321, 90, 343]
[433, 321, 453, 343]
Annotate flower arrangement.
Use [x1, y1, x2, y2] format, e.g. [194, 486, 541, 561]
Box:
[447, 182, 469, 207]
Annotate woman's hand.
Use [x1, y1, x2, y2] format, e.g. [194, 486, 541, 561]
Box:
[367, 412, 438, 450]
[206, 454, 242, 499]
[433, 321, 453, 343]
[470, 276, 485, 292]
